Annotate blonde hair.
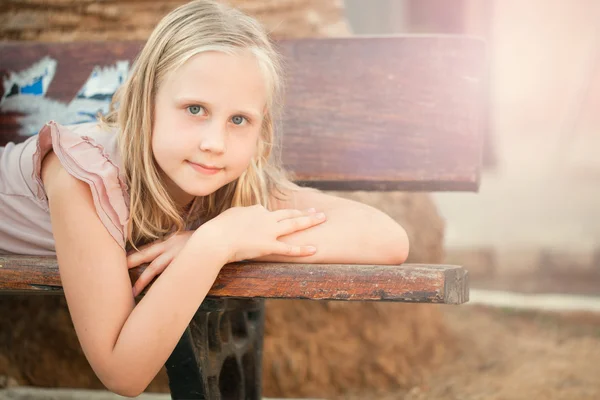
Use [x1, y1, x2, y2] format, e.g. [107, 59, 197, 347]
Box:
[101, 0, 296, 247]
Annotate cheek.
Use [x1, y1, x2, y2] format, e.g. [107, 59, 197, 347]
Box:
[151, 126, 182, 173]
[151, 104, 169, 166]
[224, 138, 257, 173]
[150, 130, 168, 173]
[240, 135, 260, 162]
[152, 111, 190, 165]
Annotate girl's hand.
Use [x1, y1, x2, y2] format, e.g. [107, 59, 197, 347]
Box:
[127, 231, 193, 296]
[202, 205, 326, 264]
[127, 207, 325, 295]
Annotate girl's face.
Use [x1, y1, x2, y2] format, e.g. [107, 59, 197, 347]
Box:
[152, 50, 268, 206]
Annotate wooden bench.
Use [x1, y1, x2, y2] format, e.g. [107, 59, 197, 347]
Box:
[0, 36, 485, 399]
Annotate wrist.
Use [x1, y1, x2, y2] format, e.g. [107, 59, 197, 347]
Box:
[191, 221, 232, 266]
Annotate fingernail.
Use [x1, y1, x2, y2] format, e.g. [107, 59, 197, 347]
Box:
[307, 208, 317, 213]
[316, 212, 326, 219]
[307, 246, 317, 252]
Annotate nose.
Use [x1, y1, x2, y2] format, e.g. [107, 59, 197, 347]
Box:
[198, 120, 227, 154]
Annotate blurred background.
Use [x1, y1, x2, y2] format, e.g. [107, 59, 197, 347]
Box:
[346, 0, 600, 299]
[1, 1, 600, 399]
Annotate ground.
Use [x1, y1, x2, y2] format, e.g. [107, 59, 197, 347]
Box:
[347, 305, 600, 400]
[3, 304, 600, 400]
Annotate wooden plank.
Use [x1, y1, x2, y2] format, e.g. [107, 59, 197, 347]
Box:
[0, 36, 486, 191]
[0, 255, 469, 304]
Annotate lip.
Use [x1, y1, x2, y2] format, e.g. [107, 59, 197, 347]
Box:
[187, 161, 223, 175]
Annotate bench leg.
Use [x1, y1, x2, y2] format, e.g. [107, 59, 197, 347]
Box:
[164, 298, 265, 400]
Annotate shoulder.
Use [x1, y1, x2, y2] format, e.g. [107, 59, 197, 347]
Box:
[42, 150, 86, 198]
[37, 121, 129, 250]
[42, 151, 99, 224]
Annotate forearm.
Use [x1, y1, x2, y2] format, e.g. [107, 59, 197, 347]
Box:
[107, 230, 227, 395]
[257, 203, 409, 264]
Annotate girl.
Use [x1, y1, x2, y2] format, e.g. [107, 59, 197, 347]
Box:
[0, 0, 409, 396]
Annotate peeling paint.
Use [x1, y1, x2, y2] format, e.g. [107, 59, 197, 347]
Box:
[1, 58, 129, 135]
[1, 56, 57, 103]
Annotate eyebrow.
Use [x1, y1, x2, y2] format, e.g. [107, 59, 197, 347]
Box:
[175, 97, 263, 120]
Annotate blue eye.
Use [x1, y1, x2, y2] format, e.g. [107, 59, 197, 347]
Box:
[231, 115, 246, 125]
[187, 105, 204, 115]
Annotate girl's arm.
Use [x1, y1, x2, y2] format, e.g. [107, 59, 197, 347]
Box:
[263, 184, 410, 264]
[43, 152, 228, 397]
[43, 153, 323, 397]
[126, 182, 408, 296]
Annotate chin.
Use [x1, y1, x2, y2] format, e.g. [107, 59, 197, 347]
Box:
[182, 179, 231, 198]
[176, 171, 237, 199]
[184, 186, 220, 198]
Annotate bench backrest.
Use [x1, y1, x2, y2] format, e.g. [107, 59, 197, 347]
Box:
[0, 36, 486, 192]
[0, 37, 484, 303]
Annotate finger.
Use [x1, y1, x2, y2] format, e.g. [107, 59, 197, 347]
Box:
[271, 208, 317, 221]
[127, 241, 165, 269]
[272, 242, 317, 257]
[271, 208, 303, 221]
[132, 252, 173, 296]
[126, 237, 162, 255]
[277, 212, 327, 236]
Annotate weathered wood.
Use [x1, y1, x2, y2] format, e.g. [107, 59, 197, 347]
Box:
[0, 36, 486, 191]
[0, 255, 468, 304]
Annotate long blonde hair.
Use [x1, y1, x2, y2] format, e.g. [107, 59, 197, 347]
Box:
[101, 0, 296, 247]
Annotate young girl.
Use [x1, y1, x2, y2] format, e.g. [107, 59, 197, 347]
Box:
[0, 0, 409, 396]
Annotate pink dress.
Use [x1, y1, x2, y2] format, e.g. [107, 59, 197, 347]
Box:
[0, 121, 129, 255]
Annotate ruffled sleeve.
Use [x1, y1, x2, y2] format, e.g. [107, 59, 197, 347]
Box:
[32, 121, 130, 250]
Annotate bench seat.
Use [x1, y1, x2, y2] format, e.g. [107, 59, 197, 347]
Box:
[0, 255, 468, 304]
